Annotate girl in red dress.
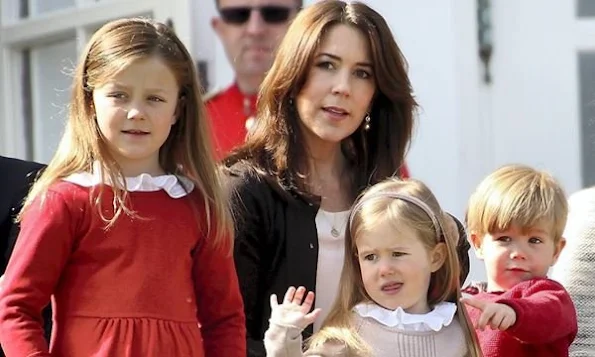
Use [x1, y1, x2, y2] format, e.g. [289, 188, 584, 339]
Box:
[0, 18, 245, 357]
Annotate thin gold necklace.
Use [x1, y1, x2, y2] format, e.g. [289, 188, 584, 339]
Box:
[320, 210, 345, 237]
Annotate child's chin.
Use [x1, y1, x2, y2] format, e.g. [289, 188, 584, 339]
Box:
[504, 276, 534, 289]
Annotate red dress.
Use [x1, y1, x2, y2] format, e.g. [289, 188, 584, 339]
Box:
[0, 180, 246, 357]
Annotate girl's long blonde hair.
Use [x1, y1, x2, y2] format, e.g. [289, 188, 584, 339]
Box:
[20, 18, 232, 247]
[309, 178, 482, 356]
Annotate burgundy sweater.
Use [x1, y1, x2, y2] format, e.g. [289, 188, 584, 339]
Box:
[465, 278, 577, 357]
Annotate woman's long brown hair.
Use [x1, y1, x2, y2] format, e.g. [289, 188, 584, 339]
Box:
[225, 0, 417, 200]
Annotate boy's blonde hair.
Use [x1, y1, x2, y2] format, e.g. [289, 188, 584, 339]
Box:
[21, 18, 232, 247]
[466, 164, 568, 242]
[309, 178, 482, 357]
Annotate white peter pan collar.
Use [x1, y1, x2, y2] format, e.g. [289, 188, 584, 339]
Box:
[63, 162, 194, 199]
[353, 302, 457, 332]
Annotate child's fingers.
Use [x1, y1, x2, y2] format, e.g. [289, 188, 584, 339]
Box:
[477, 309, 494, 330]
[500, 314, 515, 330]
[293, 286, 306, 304]
[489, 312, 506, 330]
[303, 308, 322, 325]
[301, 291, 315, 311]
[270, 294, 279, 309]
[284, 286, 296, 303]
[461, 297, 488, 311]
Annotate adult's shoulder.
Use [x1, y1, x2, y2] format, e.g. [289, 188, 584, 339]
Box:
[0, 156, 45, 182]
[563, 186, 595, 244]
[223, 161, 272, 196]
[0, 155, 44, 170]
[568, 186, 595, 208]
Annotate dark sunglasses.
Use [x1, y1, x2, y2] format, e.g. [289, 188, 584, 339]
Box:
[219, 6, 294, 25]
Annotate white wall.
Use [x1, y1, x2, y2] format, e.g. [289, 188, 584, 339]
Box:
[357, 0, 486, 282]
[488, 0, 581, 196]
[195, 0, 234, 92]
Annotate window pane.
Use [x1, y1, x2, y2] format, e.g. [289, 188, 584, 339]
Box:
[0, 0, 25, 22]
[578, 52, 595, 187]
[30, 0, 75, 16]
[30, 38, 77, 163]
[577, 0, 595, 17]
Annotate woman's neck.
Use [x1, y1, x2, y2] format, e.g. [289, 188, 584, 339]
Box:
[305, 145, 352, 211]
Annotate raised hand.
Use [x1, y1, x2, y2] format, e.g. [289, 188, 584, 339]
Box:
[269, 286, 321, 330]
[462, 297, 517, 331]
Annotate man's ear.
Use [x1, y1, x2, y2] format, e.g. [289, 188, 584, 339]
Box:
[430, 243, 447, 273]
[211, 17, 222, 33]
[469, 232, 484, 260]
[551, 237, 566, 265]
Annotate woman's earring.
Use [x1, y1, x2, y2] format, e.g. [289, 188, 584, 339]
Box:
[364, 113, 371, 130]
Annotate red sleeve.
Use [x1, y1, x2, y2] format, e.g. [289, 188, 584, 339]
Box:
[497, 278, 577, 344]
[0, 188, 78, 356]
[193, 220, 246, 357]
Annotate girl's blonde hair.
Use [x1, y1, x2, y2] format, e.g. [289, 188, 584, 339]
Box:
[309, 178, 482, 357]
[21, 18, 232, 246]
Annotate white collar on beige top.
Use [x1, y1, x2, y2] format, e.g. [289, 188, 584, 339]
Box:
[353, 301, 457, 332]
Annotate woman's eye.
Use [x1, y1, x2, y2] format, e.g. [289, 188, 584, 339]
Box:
[316, 61, 335, 70]
[355, 69, 371, 79]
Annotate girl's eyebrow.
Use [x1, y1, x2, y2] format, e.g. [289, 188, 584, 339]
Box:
[387, 245, 411, 251]
[357, 247, 374, 255]
[358, 245, 410, 255]
[101, 83, 168, 94]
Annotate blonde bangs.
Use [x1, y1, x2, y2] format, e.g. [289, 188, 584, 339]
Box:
[467, 164, 567, 239]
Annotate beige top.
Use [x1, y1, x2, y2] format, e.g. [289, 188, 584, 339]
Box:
[264, 312, 467, 357]
[314, 209, 349, 332]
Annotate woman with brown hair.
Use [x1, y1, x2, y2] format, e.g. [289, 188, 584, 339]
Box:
[224, 1, 465, 355]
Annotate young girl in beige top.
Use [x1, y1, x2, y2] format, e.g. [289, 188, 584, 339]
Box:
[263, 178, 482, 357]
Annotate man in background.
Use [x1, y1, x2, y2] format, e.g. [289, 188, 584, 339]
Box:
[207, 0, 301, 159]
